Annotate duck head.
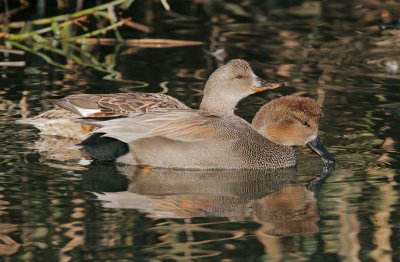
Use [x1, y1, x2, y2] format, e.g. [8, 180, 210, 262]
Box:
[200, 59, 285, 114]
[252, 96, 335, 164]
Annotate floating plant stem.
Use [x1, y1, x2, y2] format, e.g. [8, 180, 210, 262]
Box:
[74, 38, 204, 47]
[0, 61, 26, 67]
[0, 48, 24, 55]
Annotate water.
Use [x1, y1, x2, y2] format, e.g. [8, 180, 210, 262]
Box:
[1, 0, 400, 261]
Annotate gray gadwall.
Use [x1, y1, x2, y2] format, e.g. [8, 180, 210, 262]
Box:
[18, 59, 285, 139]
[80, 96, 335, 169]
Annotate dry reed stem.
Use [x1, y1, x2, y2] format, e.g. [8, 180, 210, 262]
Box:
[75, 38, 204, 48]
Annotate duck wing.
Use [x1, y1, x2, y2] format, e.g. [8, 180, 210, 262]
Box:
[48, 93, 189, 117]
[80, 109, 249, 143]
[96, 93, 189, 114]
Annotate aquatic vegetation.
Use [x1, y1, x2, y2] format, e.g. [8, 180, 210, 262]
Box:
[0, 0, 202, 81]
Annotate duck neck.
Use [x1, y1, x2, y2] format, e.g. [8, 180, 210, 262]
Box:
[200, 87, 243, 115]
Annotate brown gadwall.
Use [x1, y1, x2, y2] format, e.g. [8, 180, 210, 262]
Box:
[80, 96, 335, 169]
[18, 59, 285, 139]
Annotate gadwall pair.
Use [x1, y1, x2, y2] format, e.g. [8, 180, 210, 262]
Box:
[19, 59, 284, 140]
[19, 59, 335, 169]
[80, 96, 335, 169]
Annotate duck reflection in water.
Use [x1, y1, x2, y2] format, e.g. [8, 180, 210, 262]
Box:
[84, 162, 332, 237]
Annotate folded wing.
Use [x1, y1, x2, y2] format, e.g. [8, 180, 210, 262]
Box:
[81, 109, 246, 143]
[49, 93, 189, 117]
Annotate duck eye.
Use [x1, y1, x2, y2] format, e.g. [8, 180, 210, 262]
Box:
[235, 75, 243, 79]
[302, 120, 310, 127]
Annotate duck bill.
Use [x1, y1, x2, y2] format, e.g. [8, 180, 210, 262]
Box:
[307, 137, 336, 164]
[251, 77, 287, 92]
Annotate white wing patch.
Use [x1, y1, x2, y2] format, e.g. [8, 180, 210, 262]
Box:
[74, 106, 101, 117]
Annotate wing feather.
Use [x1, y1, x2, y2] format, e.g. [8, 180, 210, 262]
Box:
[49, 93, 189, 117]
[96, 93, 189, 114]
[85, 110, 246, 143]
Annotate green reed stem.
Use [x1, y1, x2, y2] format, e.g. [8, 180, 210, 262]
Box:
[69, 19, 128, 42]
[9, 41, 68, 69]
[7, 21, 67, 41]
[1, 0, 130, 30]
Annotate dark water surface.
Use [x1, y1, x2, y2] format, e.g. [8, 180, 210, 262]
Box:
[1, 0, 400, 261]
